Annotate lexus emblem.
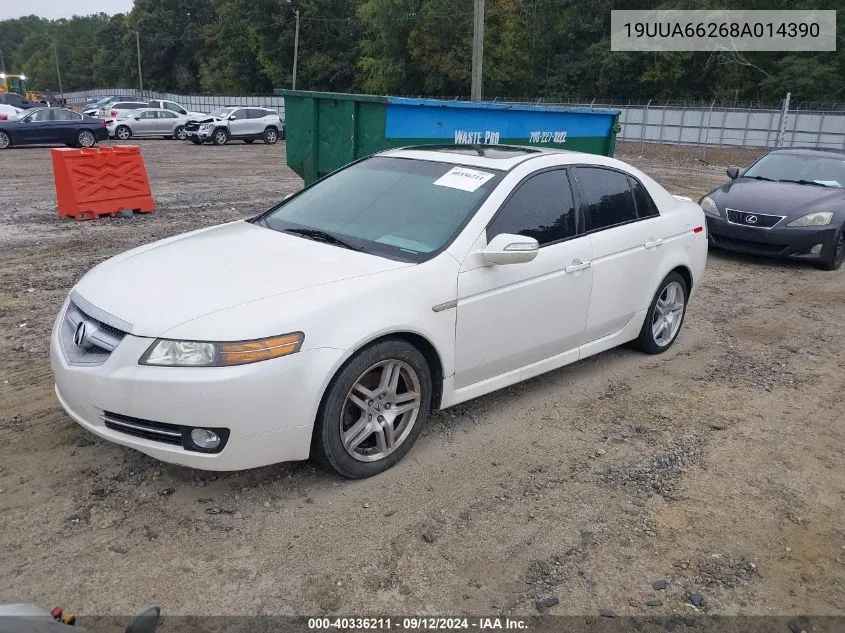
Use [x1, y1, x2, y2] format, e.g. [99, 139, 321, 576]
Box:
[73, 321, 88, 348]
[746, 215, 758, 224]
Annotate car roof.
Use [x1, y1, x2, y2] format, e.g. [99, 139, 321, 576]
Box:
[381, 144, 608, 171]
[768, 148, 845, 159]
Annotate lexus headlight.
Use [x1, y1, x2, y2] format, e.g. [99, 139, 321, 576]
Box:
[787, 212, 833, 227]
[140, 332, 304, 367]
[699, 196, 721, 217]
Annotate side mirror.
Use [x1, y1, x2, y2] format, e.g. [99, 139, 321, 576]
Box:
[228, 115, 237, 121]
[481, 233, 539, 266]
[726, 166, 740, 179]
[134, 116, 142, 120]
[124, 606, 160, 633]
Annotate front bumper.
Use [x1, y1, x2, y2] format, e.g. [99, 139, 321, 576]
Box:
[50, 308, 346, 471]
[705, 214, 839, 261]
[185, 129, 213, 142]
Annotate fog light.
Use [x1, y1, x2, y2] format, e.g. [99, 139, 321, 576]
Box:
[190, 428, 221, 449]
[810, 244, 823, 254]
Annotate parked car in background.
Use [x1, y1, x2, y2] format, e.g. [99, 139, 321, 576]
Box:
[82, 95, 137, 117]
[50, 145, 707, 477]
[184, 106, 284, 145]
[107, 108, 188, 140]
[0, 104, 23, 120]
[0, 107, 107, 149]
[701, 148, 845, 270]
[146, 98, 205, 120]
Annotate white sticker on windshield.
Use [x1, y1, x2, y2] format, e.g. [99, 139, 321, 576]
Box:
[433, 166, 494, 192]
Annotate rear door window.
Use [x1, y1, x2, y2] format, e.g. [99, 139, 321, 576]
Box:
[575, 167, 639, 231]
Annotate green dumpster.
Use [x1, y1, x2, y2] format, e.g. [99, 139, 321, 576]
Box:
[276, 89, 621, 185]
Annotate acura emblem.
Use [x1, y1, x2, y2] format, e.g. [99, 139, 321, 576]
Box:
[73, 321, 88, 348]
[746, 215, 758, 224]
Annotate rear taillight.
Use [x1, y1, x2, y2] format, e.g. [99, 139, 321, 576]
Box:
[100, 120, 107, 127]
[111, 110, 118, 117]
[0, 114, 7, 121]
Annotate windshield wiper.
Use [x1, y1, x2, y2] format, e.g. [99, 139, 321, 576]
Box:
[744, 175, 775, 181]
[283, 228, 363, 252]
[777, 179, 835, 188]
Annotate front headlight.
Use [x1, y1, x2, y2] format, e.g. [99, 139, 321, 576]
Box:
[787, 212, 833, 227]
[139, 332, 304, 367]
[699, 196, 721, 217]
[199, 123, 212, 130]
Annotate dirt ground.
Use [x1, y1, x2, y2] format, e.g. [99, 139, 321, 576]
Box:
[0, 139, 843, 622]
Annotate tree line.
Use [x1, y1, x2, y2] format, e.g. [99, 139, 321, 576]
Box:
[1, 0, 843, 104]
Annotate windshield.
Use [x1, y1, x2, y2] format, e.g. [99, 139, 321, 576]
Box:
[5, 77, 26, 94]
[255, 156, 503, 262]
[209, 107, 234, 118]
[744, 153, 845, 188]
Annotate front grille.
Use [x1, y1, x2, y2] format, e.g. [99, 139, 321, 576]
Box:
[102, 411, 183, 446]
[713, 235, 787, 255]
[59, 292, 132, 367]
[185, 121, 200, 131]
[726, 208, 785, 229]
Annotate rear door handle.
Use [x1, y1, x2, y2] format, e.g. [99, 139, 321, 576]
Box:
[565, 260, 592, 273]
[644, 238, 664, 249]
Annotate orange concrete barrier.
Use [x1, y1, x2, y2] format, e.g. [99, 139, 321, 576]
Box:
[51, 145, 155, 220]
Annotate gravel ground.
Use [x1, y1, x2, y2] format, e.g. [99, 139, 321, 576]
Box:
[0, 139, 843, 620]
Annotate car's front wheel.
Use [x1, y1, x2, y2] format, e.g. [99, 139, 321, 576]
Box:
[815, 227, 844, 271]
[635, 272, 688, 354]
[77, 129, 97, 148]
[211, 128, 229, 146]
[313, 339, 432, 479]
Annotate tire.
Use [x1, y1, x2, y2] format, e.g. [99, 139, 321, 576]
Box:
[634, 272, 688, 354]
[0, 131, 11, 149]
[244, 139, 255, 144]
[211, 128, 229, 146]
[114, 125, 131, 141]
[174, 125, 186, 141]
[814, 227, 845, 271]
[77, 129, 97, 148]
[312, 339, 432, 479]
[263, 127, 278, 144]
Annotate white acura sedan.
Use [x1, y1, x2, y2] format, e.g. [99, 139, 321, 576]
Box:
[51, 145, 707, 478]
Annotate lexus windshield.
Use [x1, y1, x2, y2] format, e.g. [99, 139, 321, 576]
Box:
[744, 153, 845, 188]
[254, 156, 504, 262]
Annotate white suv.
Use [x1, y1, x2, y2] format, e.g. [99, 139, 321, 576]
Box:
[184, 106, 285, 146]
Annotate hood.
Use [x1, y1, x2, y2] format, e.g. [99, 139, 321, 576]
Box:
[190, 116, 220, 124]
[710, 178, 845, 219]
[73, 221, 410, 337]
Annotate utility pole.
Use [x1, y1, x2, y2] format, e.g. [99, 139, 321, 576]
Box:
[471, 0, 485, 101]
[134, 30, 143, 95]
[288, 1, 300, 90]
[0, 49, 5, 73]
[52, 42, 64, 104]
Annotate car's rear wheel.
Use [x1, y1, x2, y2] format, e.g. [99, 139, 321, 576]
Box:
[0, 131, 10, 149]
[211, 128, 229, 146]
[313, 339, 432, 479]
[77, 130, 97, 148]
[815, 228, 845, 271]
[635, 272, 688, 354]
[264, 127, 278, 144]
[114, 126, 131, 141]
[174, 125, 186, 141]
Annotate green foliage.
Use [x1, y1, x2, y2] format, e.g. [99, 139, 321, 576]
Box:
[0, 0, 843, 103]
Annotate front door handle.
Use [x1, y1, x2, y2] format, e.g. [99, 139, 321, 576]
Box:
[565, 260, 592, 273]
[644, 238, 664, 249]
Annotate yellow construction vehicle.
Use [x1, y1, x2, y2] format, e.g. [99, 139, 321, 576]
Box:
[0, 73, 39, 100]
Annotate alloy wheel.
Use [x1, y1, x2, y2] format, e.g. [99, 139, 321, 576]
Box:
[78, 131, 96, 147]
[651, 281, 685, 347]
[340, 359, 422, 462]
[0, 132, 9, 149]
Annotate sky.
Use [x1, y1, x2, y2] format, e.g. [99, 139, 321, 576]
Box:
[0, 0, 135, 20]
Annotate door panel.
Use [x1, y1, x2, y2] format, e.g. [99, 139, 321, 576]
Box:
[455, 236, 593, 388]
[228, 110, 250, 137]
[454, 168, 592, 389]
